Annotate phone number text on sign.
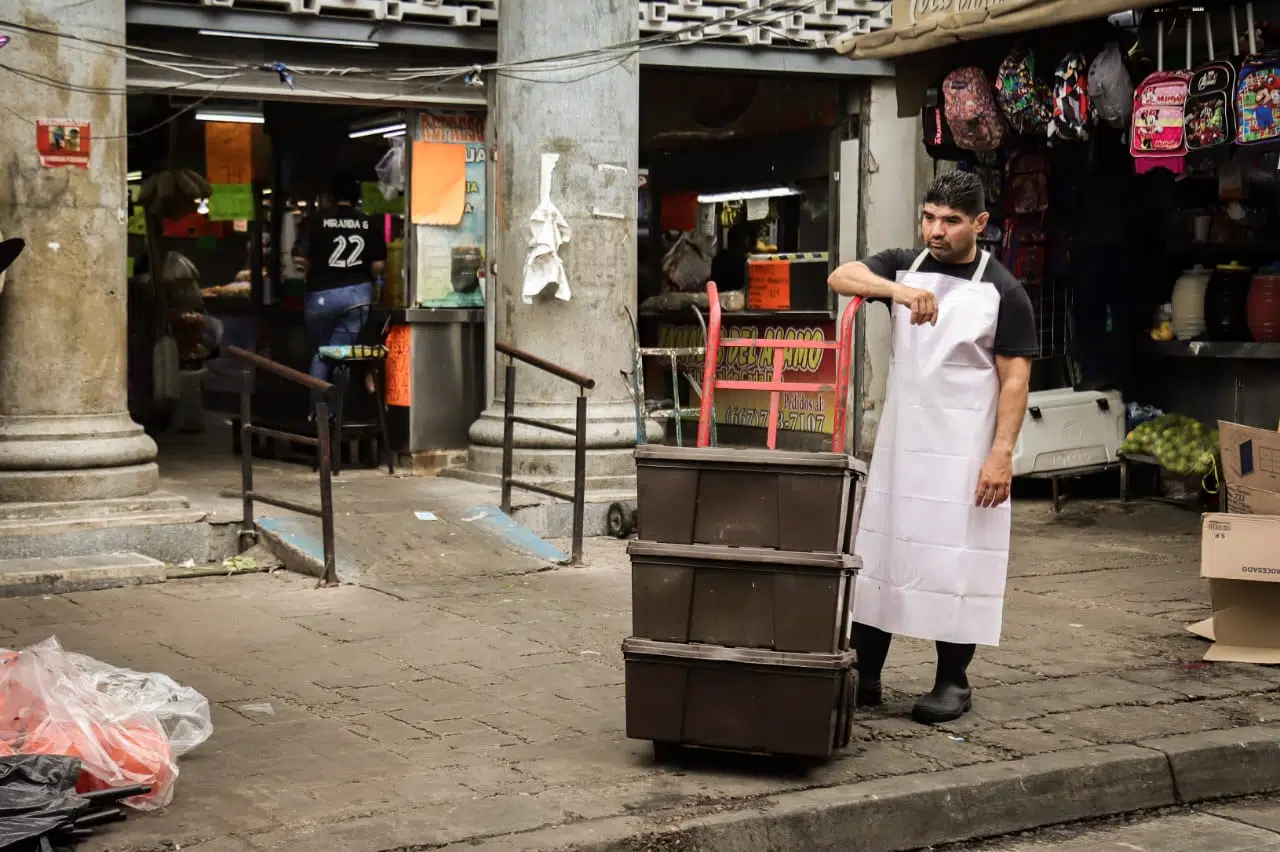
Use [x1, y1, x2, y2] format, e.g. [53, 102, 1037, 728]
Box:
[656, 318, 838, 435]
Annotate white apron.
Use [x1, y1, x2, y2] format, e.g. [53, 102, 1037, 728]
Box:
[852, 249, 1011, 647]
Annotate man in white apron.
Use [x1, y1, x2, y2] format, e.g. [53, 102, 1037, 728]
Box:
[828, 171, 1036, 725]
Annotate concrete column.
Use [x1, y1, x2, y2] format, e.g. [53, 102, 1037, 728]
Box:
[855, 77, 927, 454]
[467, 0, 656, 490]
[0, 0, 159, 503]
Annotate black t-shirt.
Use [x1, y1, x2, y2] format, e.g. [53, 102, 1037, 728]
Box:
[861, 248, 1040, 358]
[294, 205, 388, 292]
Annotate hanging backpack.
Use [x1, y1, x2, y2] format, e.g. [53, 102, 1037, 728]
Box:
[1185, 11, 1240, 152]
[997, 48, 1053, 134]
[1006, 151, 1050, 215]
[1048, 52, 1093, 144]
[1236, 53, 1280, 146]
[1000, 150, 1049, 286]
[1089, 42, 1136, 129]
[921, 85, 972, 161]
[942, 67, 1007, 151]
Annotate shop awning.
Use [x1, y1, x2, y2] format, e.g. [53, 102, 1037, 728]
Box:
[833, 0, 1168, 60]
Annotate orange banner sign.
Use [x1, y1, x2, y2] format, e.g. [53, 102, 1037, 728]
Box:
[205, 122, 253, 186]
[411, 142, 467, 226]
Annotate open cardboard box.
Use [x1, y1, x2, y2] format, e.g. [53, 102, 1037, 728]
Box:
[1187, 422, 1280, 663]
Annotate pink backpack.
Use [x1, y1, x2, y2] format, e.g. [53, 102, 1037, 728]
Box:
[943, 67, 1007, 151]
[1130, 71, 1192, 174]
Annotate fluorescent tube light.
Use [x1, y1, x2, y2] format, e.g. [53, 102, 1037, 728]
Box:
[126, 171, 142, 182]
[198, 29, 376, 49]
[195, 110, 264, 124]
[382, 128, 407, 138]
[349, 121, 406, 139]
[697, 187, 802, 204]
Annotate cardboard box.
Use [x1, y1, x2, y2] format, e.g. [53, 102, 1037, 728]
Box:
[1189, 422, 1280, 663]
[1192, 513, 1280, 663]
[1219, 421, 1280, 504]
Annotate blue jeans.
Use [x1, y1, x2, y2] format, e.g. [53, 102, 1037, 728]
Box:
[304, 282, 373, 408]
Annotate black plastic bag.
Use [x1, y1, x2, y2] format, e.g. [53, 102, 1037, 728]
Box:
[0, 755, 86, 851]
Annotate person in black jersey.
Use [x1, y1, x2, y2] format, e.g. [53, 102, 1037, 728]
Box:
[291, 178, 387, 403]
[828, 171, 1037, 725]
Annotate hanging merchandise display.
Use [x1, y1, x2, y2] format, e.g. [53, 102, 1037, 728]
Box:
[1089, 41, 1137, 129]
[1048, 52, 1094, 144]
[996, 48, 1054, 134]
[1185, 10, 1241, 152]
[1131, 12, 1194, 174]
[942, 66, 1008, 151]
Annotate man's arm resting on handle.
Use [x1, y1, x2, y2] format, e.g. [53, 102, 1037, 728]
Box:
[976, 355, 1032, 508]
[828, 261, 938, 326]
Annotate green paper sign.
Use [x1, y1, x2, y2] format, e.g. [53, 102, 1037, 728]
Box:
[207, 184, 254, 222]
[362, 181, 404, 216]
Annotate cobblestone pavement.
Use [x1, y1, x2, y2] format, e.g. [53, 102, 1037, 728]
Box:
[954, 795, 1280, 850]
[3, 488, 1277, 852]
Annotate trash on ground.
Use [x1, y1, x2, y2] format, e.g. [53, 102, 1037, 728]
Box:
[415, 511, 438, 521]
[0, 754, 152, 849]
[223, 555, 258, 572]
[237, 702, 275, 717]
[0, 636, 213, 811]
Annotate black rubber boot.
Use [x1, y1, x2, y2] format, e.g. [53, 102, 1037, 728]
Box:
[911, 641, 976, 725]
[852, 623, 893, 707]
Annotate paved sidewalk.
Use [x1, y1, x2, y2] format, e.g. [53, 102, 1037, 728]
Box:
[960, 795, 1280, 850]
[3, 490, 1279, 851]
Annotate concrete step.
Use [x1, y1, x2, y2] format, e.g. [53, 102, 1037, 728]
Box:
[0, 552, 166, 597]
[0, 508, 213, 564]
[0, 492, 191, 521]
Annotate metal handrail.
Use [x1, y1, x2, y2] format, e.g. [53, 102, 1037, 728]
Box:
[496, 341, 596, 389]
[227, 345, 338, 587]
[496, 343, 592, 565]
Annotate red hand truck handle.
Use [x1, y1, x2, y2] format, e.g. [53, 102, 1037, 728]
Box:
[696, 281, 864, 452]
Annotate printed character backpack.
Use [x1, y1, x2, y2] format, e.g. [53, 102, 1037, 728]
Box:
[997, 48, 1053, 134]
[942, 67, 1007, 151]
[1185, 12, 1241, 152]
[1130, 71, 1192, 173]
[1186, 62, 1239, 150]
[1236, 52, 1280, 146]
[1048, 52, 1093, 144]
[1089, 42, 1136, 129]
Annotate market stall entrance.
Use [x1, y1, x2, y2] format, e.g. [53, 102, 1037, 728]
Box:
[122, 38, 490, 484]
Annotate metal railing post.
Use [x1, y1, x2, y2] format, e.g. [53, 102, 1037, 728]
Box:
[239, 370, 256, 551]
[571, 392, 587, 565]
[316, 399, 337, 587]
[501, 363, 516, 514]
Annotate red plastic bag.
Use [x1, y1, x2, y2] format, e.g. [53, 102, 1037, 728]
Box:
[0, 637, 209, 809]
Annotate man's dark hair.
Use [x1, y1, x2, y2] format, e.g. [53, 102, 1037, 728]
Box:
[923, 171, 986, 219]
[329, 177, 361, 205]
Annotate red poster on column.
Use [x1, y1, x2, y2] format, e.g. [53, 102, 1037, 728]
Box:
[36, 120, 91, 168]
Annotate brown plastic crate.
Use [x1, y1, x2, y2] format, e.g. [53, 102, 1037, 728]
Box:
[634, 445, 867, 552]
[629, 541, 859, 654]
[623, 638, 856, 759]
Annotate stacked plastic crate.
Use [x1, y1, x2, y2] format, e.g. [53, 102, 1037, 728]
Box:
[623, 444, 867, 759]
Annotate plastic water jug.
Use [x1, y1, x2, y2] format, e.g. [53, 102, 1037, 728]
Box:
[1170, 265, 1211, 340]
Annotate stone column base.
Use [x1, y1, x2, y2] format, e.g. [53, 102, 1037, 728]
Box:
[0, 412, 159, 502]
[467, 399, 661, 489]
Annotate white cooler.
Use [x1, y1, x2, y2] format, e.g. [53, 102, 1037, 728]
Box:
[1012, 389, 1125, 477]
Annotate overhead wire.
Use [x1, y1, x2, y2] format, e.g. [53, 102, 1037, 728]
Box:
[0, 0, 879, 138]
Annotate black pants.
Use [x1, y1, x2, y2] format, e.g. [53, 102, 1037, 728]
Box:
[852, 622, 975, 689]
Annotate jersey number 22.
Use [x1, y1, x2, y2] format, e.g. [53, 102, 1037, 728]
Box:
[328, 235, 365, 269]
